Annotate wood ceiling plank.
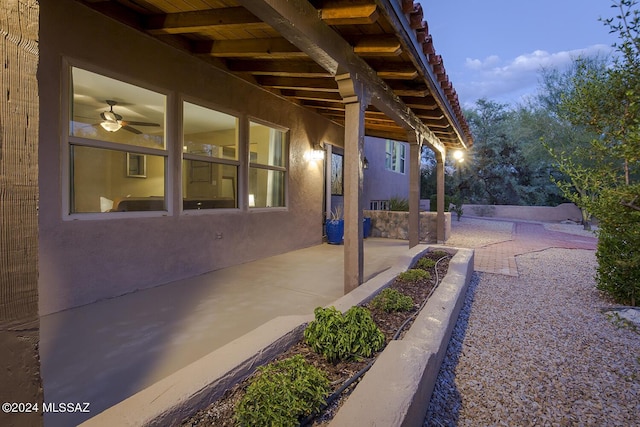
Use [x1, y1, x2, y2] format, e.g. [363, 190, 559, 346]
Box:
[321, 3, 379, 25]
[279, 89, 343, 101]
[377, 68, 417, 80]
[353, 36, 401, 56]
[257, 76, 339, 92]
[192, 38, 306, 58]
[226, 59, 331, 77]
[145, 7, 266, 35]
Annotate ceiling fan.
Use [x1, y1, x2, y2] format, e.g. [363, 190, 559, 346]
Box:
[99, 100, 160, 134]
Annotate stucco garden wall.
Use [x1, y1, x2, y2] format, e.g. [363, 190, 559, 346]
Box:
[365, 210, 451, 243]
[462, 203, 582, 222]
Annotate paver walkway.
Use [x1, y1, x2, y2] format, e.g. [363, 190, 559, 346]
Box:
[473, 221, 597, 276]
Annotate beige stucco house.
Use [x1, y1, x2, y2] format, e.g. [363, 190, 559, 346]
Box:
[1, 0, 472, 423]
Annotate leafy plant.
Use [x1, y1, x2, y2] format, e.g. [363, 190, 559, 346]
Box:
[451, 202, 464, 221]
[234, 355, 330, 427]
[389, 196, 410, 211]
[429, 194, 453, 212]
[431, 250, 450, 258]
[304, 306, 385, 363]
[371, 288, 414, 313]
[330, 205, 343, 222]
[415, 257, 436, 270]
[397, 268, 430, 282]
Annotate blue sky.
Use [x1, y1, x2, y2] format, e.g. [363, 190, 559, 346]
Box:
[422, 0, 621, 108]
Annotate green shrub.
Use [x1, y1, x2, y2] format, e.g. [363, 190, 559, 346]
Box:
[304, 306, 385, 362]
[371, 288, 414, 312]
[397, 268, 430, 282]
[593, 186, 640, 306]
[415, 257, 436, 270]
[429, 194, 453, 212]
[389, 196, 410, 211]
[234, 355, 330, 427]
[430, 250, 450, 258]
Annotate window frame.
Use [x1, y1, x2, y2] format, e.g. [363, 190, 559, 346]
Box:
[247, 118, 289, 210]
[384, 140, 407, 175]
[63, 60, 172, 220]
[181, 98, 242, 213]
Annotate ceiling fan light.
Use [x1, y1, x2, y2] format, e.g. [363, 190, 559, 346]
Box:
[100, 120, 122, 132]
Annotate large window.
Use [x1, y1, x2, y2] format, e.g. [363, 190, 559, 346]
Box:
[385, 140, 406, 174]
[249, 121, 287, 208]
[182, 102, 239, 209]
[68, 67, 167, 213]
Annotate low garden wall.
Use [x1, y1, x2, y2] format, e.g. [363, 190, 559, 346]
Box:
[365, 210, 451, 243]
[461, 203, 582, 222]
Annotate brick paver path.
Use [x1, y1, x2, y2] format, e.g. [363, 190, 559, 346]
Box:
[474, 222, 598, 276]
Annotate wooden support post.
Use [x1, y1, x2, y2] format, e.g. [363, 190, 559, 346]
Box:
[343, 100, 365, 294]
[436, 150, 446, 243]
[408, 134, 421, 248]
[336, 73, 368, 294]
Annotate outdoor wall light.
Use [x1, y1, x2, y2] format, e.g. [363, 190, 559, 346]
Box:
[310, 142, 325, 160]
[363, 157, 369, 169]
[453, 150, 464, 162]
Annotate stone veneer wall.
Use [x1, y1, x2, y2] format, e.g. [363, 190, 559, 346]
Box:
[365, 210, 451, 243]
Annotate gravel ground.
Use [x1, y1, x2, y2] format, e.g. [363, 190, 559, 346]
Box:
[426, 222, 640, 426]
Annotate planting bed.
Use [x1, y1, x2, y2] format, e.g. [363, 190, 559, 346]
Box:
[180, 251, 451, 426]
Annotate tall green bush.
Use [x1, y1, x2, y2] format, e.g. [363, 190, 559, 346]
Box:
[593, 187, 640, 306]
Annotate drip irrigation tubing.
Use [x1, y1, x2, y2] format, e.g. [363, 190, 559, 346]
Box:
[300, 253, 451, 426]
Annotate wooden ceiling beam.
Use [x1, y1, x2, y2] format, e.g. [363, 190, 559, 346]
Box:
[257, 76, 339, 92]
[236, 0, 445, 151]
[226, 60, 332, 77]
[321, 2, 379, 25]
[353, 36, 401, 56]
[376, 68, 418, 80]
[145, 7, 265, 35]
[280, 89, 343, 101]
[301, 100, 345, 111]
[401, 96, 439, 110]
[192, 38, 305, 58]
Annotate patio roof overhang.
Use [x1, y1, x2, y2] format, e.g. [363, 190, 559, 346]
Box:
[77, 0, 472, 153]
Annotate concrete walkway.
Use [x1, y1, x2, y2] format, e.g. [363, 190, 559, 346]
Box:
[40, 218, 600, 426]
[471, 221, 597, 276]
[39, 238, 415, 427]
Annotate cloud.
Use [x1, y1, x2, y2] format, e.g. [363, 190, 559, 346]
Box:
[459, 44, 613, 106]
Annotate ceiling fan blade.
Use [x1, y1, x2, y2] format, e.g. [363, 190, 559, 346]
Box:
[122, 125, 142, 135]
[123, 121, 160, 127]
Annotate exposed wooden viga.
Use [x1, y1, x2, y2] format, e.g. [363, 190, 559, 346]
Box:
[0, 0, 42, 425]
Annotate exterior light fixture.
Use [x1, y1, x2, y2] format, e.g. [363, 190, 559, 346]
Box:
[363, 157, 369, 169]
[453, 150, 464, 162]
[310, 142, 325, 160]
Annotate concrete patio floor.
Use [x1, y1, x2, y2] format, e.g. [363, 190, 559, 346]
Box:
[39, 238, 417, 427]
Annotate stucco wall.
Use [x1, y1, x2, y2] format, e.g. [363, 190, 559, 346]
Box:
[362, 137, 410, 209]
[38, 0, 345, 315]
[462, 203, 583, 222]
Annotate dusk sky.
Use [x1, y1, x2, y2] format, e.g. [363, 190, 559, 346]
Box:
[422, 0, 621, 108]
